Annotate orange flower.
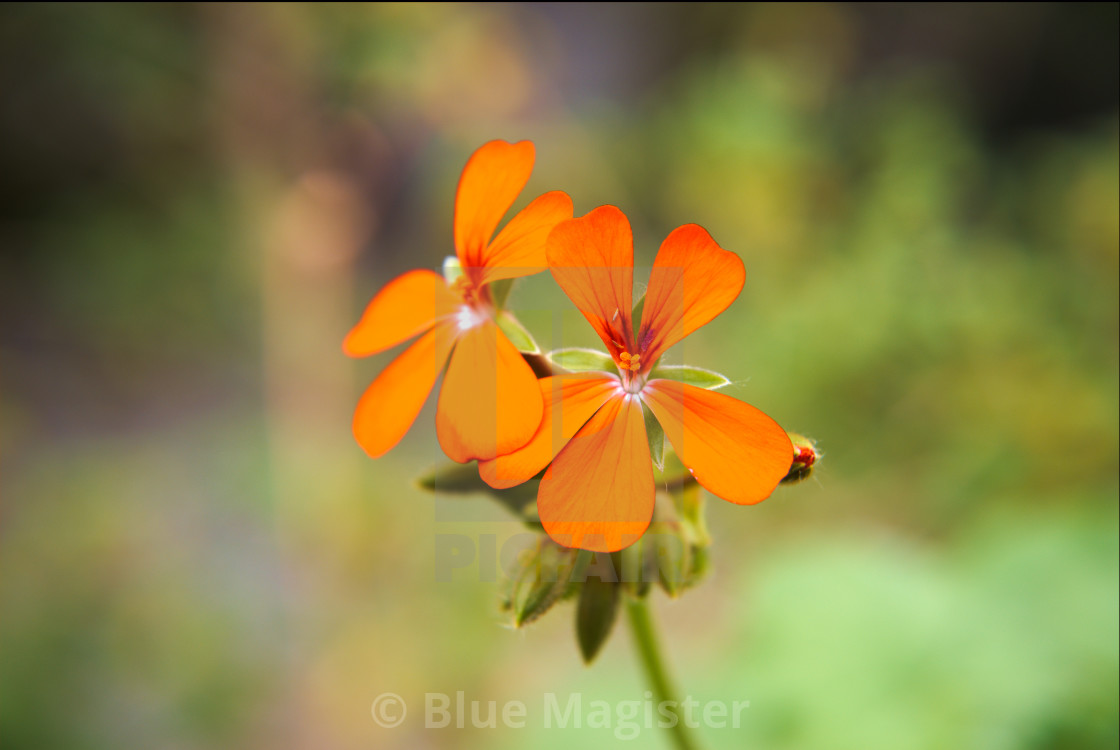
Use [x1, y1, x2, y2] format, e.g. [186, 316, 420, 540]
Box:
[479, 205, 793, 552]
[344, 140, 572, 461]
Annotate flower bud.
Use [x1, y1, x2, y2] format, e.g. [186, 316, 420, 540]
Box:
[502, 537, 579, 627]
[782, 432, 819, 484]
[645, 521, 692, 598]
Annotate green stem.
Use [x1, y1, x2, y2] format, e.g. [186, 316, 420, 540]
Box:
[626, 596, 702, 750]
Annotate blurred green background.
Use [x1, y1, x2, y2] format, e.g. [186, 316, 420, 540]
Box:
[1, 3, 1117, 749]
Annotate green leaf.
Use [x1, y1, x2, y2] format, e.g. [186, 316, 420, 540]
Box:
[442, 255, 463, 284]
[641, 402, 665, 471]
[576, 575, 621, 664]
[416, 462, 538, 518]
[496, 312, 539, 353]
[647, 365, 731, 390]
[548, 348, 616, 373]
[631, 293, 646, 341]
[489, 278, 514, 310]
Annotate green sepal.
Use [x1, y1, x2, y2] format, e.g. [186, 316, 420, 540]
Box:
[688, 545, 710, 586]
[504, 538, 579, 627]
[631, 293, 646, 341]
[641, 401, 665, 471]
[416, 462, 538, 520]
[647, 522, 691, 598]
[620, 540, 652, 598]
[548, 348, 617, 373]
[496, 312, 539, 353]
[671, 478, 710, 547]
[653, 448, 690, 485]
[647, 365, 731, 390]
[661, 480, 712, 592]
[489, 278, 514, 310]
[576, 575, 621, 664]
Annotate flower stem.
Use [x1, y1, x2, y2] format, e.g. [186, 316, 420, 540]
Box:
[626, 596, 702, 750]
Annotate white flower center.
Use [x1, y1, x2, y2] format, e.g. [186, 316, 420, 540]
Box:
[455, 305, 483, 332]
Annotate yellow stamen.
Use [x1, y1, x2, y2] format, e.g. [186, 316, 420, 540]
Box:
[615, 349, 644, 371]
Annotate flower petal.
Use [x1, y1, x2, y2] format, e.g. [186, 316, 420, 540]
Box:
[454, 140, 535, 270]
[352, 322, 457, 457]
[479, 373, 619, 489]
[479, 190, 574, 285]
[343, 269, 460, 357]
[642, 379, 792, 505]
[546, 205, 636, 355]
[538, 395, 654, 552]
[436, 319, 544, 462]
[637, 224, 744, 362]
